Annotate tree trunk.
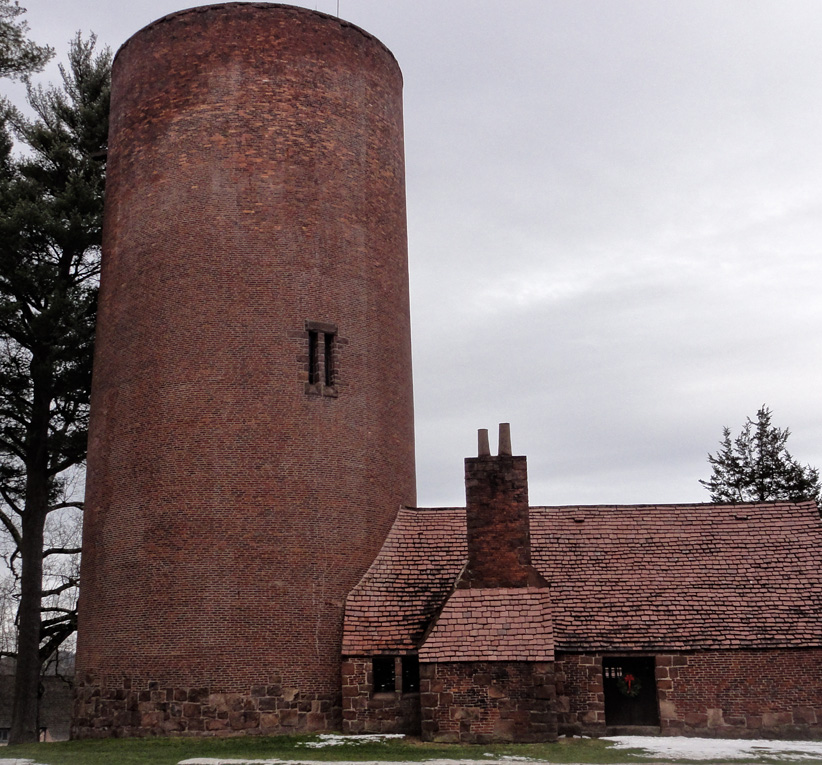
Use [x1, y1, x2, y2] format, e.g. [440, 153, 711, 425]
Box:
[9, 506, 46, 744]
[9, 368, 51, 746]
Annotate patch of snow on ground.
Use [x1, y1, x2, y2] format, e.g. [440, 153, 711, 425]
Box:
[299, 733, 406, 748]
[605, 735, 822, 761]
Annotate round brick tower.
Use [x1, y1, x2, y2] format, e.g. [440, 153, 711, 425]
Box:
[74, 3, 416, 737]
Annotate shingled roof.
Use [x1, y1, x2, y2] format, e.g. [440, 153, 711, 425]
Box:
[342, 501, 822, 654]
[342, 508, 466, 655]
[418, 587, 554, 662]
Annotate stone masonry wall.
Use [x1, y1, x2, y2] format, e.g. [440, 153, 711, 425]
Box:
[341, 658, 420, 734]
[554, 653, 606, 736]
[72, 674, 338, 738]
[420, 662, 557, 743]
[556, 649, 822, 739]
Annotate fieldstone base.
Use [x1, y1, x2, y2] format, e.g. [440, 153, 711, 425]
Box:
[420, 661, 557, 743]
[72, 674, 340, 738]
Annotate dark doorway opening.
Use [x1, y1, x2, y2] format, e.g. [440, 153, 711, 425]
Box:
[603, 656, 659, 727]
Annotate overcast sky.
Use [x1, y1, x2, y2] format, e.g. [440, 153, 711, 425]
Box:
[10, 0, 822, 507]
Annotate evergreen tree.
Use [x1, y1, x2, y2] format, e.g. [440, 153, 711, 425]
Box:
[0, 0, 52, 80]
[700, 405, 821, 505]
[0, 34, 110, 745]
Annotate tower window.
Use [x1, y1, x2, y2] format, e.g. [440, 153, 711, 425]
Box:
[308, 330, 320, 385]
[303, 321, 339, 397]
[324, 331, 335, 387]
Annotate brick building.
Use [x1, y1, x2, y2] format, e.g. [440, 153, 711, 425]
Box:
[74, 3, 415, 738]
[342, 425, 822, 742]
[74, 1, 822, 743]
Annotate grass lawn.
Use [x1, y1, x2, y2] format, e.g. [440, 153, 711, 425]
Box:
[9, 732, 822, 765]
[2, 734, 659, 765]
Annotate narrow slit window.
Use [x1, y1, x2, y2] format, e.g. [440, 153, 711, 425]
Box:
[308, 330, 320, 385]
[401, 655, 419, 693]
[304, 321, 339, 396]
[324, 331, 335, 387]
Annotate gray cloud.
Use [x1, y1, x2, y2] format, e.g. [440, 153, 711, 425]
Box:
[18, 0, 822, 507]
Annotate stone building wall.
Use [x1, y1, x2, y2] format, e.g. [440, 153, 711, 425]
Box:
[556, 649, 822, 739]
[554, 653, 607, 736]
[73, 674, 336, 737]
[419, 661, 556, 743]
[340, 658, 420, 734]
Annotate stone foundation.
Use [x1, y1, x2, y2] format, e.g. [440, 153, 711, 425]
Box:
[420, 661, 557, 743]
[72, 674, 339, 738]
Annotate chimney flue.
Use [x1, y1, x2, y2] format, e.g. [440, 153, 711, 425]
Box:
[478, 428, 491, 457]
[498, 422, 512, 456]
[462, 424, 545, 589]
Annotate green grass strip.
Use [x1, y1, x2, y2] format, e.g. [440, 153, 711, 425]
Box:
[0, 733, 792, 765]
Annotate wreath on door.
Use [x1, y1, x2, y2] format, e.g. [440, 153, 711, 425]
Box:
[617, 673, 641, 697]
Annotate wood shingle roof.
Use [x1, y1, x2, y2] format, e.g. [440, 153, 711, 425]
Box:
[342, 501, 822, 655]
[418, 588, 554, 662]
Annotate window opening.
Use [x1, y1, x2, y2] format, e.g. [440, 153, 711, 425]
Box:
[372, 655, 395, 693]
[304, 321, 339, 396]
[324, 331, 335, 387]
[308, 330, 320, 385]
[401, 655, 420, 693]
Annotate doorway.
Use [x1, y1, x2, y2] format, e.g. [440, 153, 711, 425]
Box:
[603, 656, 659, 726]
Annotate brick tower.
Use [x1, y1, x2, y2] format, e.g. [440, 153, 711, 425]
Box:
[74, 3, 416, 737]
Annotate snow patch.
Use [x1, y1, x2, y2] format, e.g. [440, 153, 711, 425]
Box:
[298, 733, 406, 748]
[605, 735, 822, 761]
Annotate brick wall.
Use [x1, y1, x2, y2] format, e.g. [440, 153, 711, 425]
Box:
[463, 450, 533, 589]
[75, 3, 415, 738]
[341, 659, 420, 734]
[420, 662, 557, 743]
[659, 649, 822, 737]
[556, 649, 822, 738]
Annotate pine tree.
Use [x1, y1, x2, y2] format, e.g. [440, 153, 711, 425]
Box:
[0, 34, 110, 745]
[0, 0, 52, 80]
[700, 405, 821, 505]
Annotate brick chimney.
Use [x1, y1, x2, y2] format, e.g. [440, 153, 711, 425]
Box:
[460, 424, 546, 589]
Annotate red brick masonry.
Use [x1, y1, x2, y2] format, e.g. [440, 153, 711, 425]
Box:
[76, 2, 415, 738]
[556, 649, 822, 738]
